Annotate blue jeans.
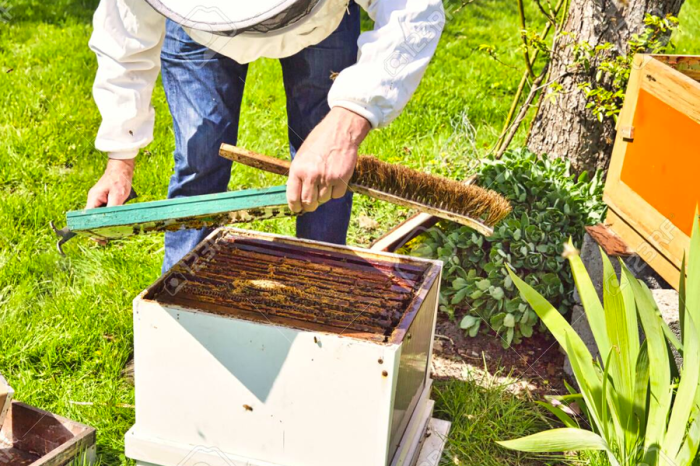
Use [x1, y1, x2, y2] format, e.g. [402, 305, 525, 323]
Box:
[160, 5, 360, 273]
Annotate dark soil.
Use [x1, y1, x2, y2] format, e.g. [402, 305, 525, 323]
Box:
[433, 313, 568, 397]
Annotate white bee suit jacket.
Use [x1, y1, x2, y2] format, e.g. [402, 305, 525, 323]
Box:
[89, 0, 446, 159]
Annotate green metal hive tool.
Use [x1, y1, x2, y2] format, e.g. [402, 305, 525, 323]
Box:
[51, 185, 291, 255]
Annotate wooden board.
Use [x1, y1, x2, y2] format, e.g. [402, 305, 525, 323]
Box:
[416, 418, 452, 466]
[0, 374, 12, 430]
[604, 54, 700, 290]
[66, 185, 291, 240]
[371, 213, 439, 252]
[0, 401, 96, 466]
[370, 176, 479, 252]
[606, 210, 682, 288]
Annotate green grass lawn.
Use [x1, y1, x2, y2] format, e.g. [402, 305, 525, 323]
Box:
[0, 0, 698, 464]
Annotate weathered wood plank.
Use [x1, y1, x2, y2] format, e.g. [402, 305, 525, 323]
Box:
[1, 401, 96, 466]
[0, 373, 12, 429]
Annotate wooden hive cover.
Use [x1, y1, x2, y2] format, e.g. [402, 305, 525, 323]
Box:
[604, 54, 700, 289]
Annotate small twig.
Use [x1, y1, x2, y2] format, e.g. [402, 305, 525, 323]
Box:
[517, 0, 536, 79]
[434, 334, 456, 346]
[493, 0, 567, 155]
[453, 0, 476, 14]
[534, 0, 557, 25]
[496, 61, 551, 160]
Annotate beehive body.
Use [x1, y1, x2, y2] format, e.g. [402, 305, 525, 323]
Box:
[126, 228, 441, 466]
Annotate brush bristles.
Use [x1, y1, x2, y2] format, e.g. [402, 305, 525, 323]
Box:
[352, 156, 512, 227]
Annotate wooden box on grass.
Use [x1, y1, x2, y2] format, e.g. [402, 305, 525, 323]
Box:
[604, 54, 700, 289]
[125, 228, 443, 466]
[0, 401, 96, 466]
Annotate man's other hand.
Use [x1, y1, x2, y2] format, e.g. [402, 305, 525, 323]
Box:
[287, 107, 371, 213]
[86, 158, 135, 209]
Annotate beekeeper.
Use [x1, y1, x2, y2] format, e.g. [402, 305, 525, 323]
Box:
[85, 0, 445, 271]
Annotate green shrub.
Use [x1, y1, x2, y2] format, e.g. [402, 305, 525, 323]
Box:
[498, 214, 700, 466]
[410, 149, 606, 347]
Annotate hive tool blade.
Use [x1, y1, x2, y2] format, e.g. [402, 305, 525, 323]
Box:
[51, 188, 138, 255]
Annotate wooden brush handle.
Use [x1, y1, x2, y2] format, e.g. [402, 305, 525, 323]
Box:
[219, 144, 291, 176]
[219, 143, 497, 236]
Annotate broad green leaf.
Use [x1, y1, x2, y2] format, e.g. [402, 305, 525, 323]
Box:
[679, 254, 687, 343]
[640, 284, 683, 354]
[536, 401, 578, 428]
[685, 212, 700, 333]
[567, 242, 610, 362]
[451, 288, 469, 304]
[564, 333, 605, 436]
[460, 315, 479, 330]
[601, 348, 613, 439]
[625, 269, 672, 458]
[632, 341, 649, 435]
[504, 313, 515, 328]
[663, 312, 700, 458]
[619, 261, 640, 361]
[476, 279, 491, 291]
[497, 428, 613, 454]
[508, 266, 605, 431]
[601, 254, 635, 416]
[468, 320, 481, 337]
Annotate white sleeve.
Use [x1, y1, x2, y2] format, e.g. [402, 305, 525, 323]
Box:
[89, 0, 166, 159]
[328, 0, 445, 129]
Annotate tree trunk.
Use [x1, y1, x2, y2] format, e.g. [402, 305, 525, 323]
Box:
[526, 0, 685, 174]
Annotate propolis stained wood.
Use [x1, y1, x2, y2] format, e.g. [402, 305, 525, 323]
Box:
[126, 228, 443, 466]
[604, 54, 700, 289]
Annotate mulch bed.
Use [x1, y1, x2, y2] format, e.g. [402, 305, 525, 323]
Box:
[433, 313, 568, 397]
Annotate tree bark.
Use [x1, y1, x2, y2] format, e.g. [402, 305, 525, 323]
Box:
[526, 0, 685, 174]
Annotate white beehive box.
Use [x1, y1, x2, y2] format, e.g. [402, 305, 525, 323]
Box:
[126, 228, 442, 466]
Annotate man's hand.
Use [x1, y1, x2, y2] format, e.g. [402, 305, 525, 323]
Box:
[287, 107, 371, 213]
[86, 158, 135, 209]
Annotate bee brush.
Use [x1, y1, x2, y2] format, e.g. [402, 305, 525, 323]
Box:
[219, 144, 511, 236]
